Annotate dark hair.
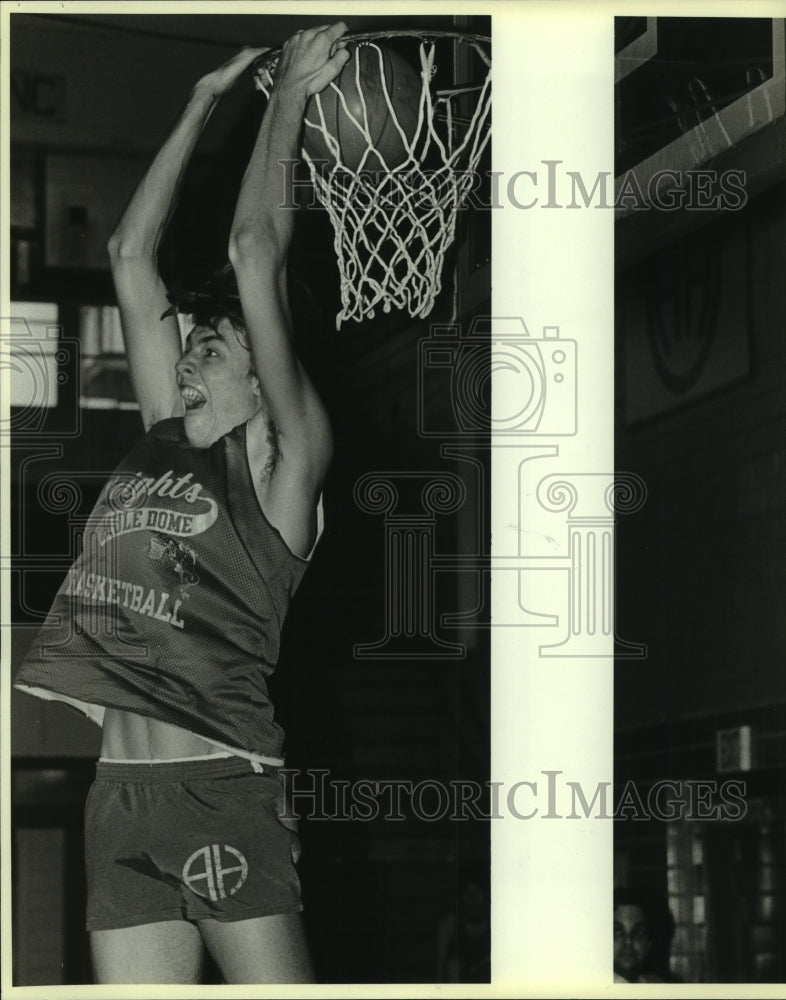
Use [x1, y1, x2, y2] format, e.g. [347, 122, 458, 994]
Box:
[614, 887, 677, 979]
[162, 261, 326, 362]
[614, 887, 652, 920]
[162, 262, 246, 335]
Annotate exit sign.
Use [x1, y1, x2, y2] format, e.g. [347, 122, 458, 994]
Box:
[11, 71, 67, 123]
[716, 726, 753, 773]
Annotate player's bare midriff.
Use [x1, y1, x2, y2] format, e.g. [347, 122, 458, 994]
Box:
[101, 707, 219, 760]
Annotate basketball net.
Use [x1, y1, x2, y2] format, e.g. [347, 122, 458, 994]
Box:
[254, 34, 491, 328]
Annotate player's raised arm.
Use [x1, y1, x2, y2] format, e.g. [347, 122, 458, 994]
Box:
[228, 24, 349, 486]
[108, 48, 266, 431]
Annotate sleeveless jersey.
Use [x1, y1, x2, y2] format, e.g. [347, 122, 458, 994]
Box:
[15, 418, 321, 761]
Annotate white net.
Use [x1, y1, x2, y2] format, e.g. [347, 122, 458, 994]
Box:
[254, 34, 491, 328]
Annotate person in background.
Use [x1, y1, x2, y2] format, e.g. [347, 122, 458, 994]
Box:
[614, 886, 675, 983]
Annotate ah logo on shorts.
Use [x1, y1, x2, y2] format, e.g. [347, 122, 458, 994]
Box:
[182, 844, 248, 902]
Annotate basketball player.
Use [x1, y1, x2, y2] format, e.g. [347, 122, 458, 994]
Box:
[15, 23, 350, 984]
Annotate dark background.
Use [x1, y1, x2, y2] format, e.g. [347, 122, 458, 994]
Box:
[614, 16, 786, 984]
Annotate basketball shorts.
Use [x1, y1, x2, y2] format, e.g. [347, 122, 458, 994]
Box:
[85, 756, 303, 931]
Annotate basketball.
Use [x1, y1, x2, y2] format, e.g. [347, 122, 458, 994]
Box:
[303, 43, 422, 172]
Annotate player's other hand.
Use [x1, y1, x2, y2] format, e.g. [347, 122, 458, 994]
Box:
[274, 22, 351, 101]
[197, 47, 270, 100]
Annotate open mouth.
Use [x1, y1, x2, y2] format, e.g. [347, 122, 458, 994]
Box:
[180, 386, 206, 411]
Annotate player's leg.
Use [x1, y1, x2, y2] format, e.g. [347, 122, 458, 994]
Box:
[84, 760, 208, 984]
[90, 920, 204, 984]
[186, 762, 310, 982]
[198, 912, 314, 984]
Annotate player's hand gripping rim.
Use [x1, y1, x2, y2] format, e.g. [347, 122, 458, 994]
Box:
[272, 22, 351, 102]
[195, 46, 271, 101]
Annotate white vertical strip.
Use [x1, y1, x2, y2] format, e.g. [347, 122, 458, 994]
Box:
[492, 7, 614, 990]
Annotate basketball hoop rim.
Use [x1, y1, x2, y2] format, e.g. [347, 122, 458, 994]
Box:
[251, 29, 491, 82]
[250, 28, 492, 328]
